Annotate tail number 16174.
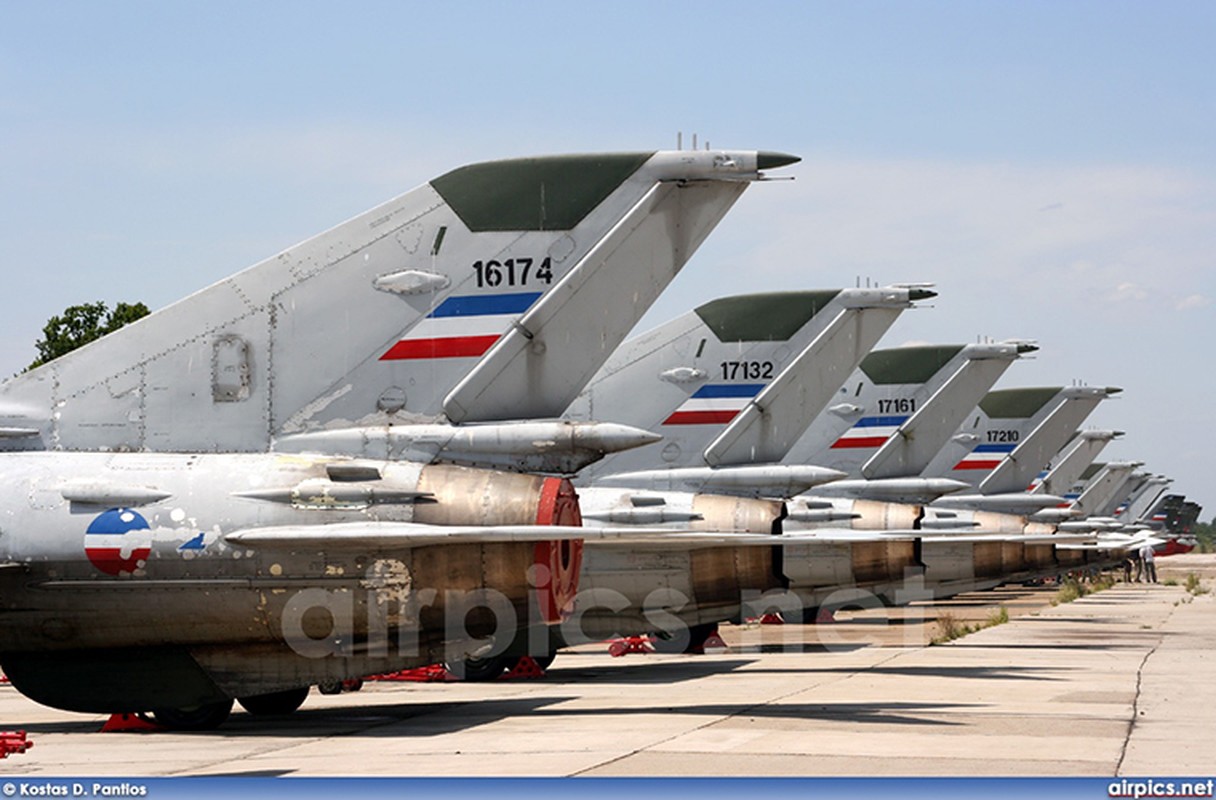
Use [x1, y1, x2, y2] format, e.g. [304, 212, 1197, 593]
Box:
[473, 258, 554, 288]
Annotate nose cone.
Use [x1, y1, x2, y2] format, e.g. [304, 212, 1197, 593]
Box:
[757, 151, 801, 170]
[793, 466, 849, 487]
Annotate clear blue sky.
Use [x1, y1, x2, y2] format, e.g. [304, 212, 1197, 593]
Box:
[2, 1, 1213, 513]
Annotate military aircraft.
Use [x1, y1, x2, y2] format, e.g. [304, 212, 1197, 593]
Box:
[0, 148, 801, 728]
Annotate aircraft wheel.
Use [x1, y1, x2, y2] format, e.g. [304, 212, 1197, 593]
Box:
[237, 687, 310, 716]
[447, 654, 508, 682]
[151, 699, 234, 730]
[652, 623, 717, 654]
[531, 652, 556, 671]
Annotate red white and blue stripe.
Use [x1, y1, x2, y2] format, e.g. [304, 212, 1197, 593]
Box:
[830, 415, 910, 449]
[952, 442, 1016, 471]
[380, 292, 543, 360]
[663, 383, 764, 426]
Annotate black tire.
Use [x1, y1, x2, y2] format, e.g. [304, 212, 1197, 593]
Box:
[237, 687, 310, 716]
[652, 622, 717, 654]
[531, 652, 556, 671]
[447, 654, 508, 682]
[151, 699, 234, 731]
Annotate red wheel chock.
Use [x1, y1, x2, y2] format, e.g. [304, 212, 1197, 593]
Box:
[366, 664, 453, 682]
[0, 730, 32, 757]
[498, 656, 546, 680]
[100, 713, 163, 733]
[608, 636, 655, 657]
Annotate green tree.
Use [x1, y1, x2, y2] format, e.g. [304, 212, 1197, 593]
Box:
[1194, 520, 1215, 553]
[27, 300, 150, 371]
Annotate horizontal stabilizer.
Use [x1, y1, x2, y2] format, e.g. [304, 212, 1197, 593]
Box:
[224, 522, 812, 551]
[811, 476, 971, 504]
[593, 464, 846, 497]
[274, 420, 661, 473]
[933, 492, 1067, 514]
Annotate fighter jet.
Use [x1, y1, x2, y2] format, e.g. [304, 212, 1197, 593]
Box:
[0, 148, 800, 727]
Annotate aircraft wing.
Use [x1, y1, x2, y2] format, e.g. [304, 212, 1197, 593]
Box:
[224, 522, 1102, 552]
[224, 522, 808, 551]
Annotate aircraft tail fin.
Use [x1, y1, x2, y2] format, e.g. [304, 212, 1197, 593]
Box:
[978, 386, 1119, 495]
[442, 179, 748, 423]
[0, 150, 796, 453]
[702, 287, 929, 466]
[861, 342, 1031, 480]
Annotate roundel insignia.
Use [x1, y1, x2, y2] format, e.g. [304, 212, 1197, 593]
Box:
[85, 507, 152, 576]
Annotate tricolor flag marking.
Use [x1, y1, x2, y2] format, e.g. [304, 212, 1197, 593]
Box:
[830, 415, 910, 449]
[952, 442, 1017, 471]
[380, 292, 543, 360]
[662, 383, 764, 425]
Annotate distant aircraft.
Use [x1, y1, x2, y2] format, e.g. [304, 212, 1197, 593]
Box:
[0, 149, 800, 727]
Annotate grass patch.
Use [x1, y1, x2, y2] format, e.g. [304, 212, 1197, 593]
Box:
[1164, 578, 1179, 586]
[1185, 573, 1210, 596]
[1052, 578, 1084, 606]
[931, 605, 1010, 645]
[986, 606, 1010, 626]
[1051, 573, 1116, 606]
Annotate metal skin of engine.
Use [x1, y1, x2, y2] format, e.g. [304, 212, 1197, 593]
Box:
[0, 453, 582, 716]
[564, 490, 1098, 642]
[569, 490, 783, 643]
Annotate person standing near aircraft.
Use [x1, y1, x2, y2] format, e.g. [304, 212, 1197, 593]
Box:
[1139, 541, 1157, 583]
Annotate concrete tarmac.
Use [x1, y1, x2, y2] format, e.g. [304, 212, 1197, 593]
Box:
[1, 554, 1213, 777]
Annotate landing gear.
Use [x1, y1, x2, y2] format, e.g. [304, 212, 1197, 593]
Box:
[317, 678, 363, 695]
[237, 687, 310, 716]
[652, 623, 718, 654]
[446, 654, 509, 682]
[150, 699, 234, 730]
[448, 643, 557, 680]
[530, 652, 556, 671]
